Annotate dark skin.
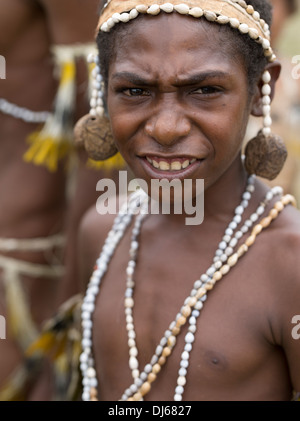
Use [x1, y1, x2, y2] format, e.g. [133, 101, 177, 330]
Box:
[79, 14, 300, 400]
[0, 0, 104, 399]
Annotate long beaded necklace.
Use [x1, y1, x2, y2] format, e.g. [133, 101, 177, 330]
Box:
[123, 177, 256, 387]
[80, 180, 296, 402]
[121, 179, 285, 401]
[80, 191, 148, 401]
[0, 98, 51, 123]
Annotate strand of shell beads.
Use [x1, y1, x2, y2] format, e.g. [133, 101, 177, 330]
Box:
[122, 192, 293, 402]
[121, 183, 284, 401]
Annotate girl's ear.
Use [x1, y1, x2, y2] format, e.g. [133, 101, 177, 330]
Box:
[250, 61, 282, 117]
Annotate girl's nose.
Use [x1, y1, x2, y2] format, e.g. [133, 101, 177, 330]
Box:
[144, 100, 191, 146]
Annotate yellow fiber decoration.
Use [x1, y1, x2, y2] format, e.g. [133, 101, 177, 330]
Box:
[23, 133, 73, 172]
[23, 60, 76, 172]
[23, 44, 127, 174]
[87, 152, 126, 172]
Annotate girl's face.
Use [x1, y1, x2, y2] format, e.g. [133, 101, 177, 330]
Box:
[107, 13, 255, 193]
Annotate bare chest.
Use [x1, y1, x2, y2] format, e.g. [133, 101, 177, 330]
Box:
[91, 223, 291, 401]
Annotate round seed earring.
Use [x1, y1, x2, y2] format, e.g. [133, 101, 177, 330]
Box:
[244, 70, 287, 181]
[74, 53, 118, 161]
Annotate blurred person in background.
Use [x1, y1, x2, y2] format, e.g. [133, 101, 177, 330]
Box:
[0, 0, 124, 401]
[246, 0, 300, 204]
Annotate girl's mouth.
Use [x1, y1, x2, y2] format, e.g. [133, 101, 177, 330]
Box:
[145, 156, 197, 172]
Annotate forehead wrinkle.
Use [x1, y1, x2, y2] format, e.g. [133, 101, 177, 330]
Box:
[112, 44, 231, 83]
[111, 59, 235, 90]
[109, 13, 247, 89]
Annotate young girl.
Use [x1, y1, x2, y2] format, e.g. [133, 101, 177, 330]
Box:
[77, 0, 300, 401]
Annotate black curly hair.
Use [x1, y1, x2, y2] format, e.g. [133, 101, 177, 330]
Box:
[96, 0, 274, 98]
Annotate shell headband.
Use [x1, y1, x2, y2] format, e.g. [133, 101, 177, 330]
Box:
[97, 0, 275, 62]
[74, 0, 287, 182]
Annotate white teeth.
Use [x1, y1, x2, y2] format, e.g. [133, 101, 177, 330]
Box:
[146, 157, 197, 171]
[182, 160, 190, 169]
[170, 161, 182, 171]
[158, 161, 170, 171]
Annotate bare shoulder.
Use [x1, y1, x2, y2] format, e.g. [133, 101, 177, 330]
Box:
[262, 201, 300, 325]
[273, 202, 300, 266]
[265, 201, 300, 282]
[78, 204, 116, 271]
[78, 195, 129, 288]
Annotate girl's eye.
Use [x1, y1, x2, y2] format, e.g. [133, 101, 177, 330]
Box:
[123, 88, 151, 97]
[193, 86, 220, 95]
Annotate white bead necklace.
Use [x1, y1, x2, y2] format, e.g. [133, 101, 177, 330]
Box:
[0, 98, 51, 123]
[173, 186, 282, 401]
[123, 176, 255, 383]
[121, 179, 283, 401]
[80, 180, 284, 401]
[80, 191, 148, 401]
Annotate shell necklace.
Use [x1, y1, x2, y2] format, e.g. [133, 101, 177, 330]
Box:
[80, 179, 295, 401]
